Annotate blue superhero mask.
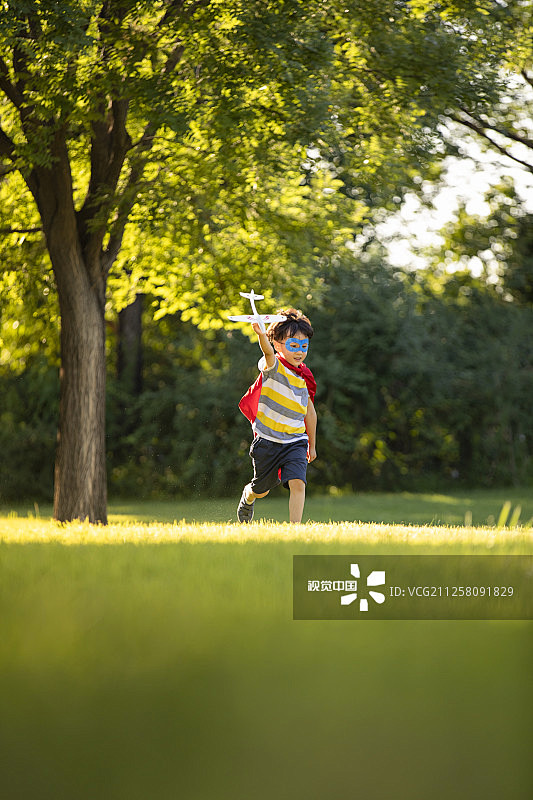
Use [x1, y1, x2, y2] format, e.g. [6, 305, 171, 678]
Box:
[285, 337, 309, 353]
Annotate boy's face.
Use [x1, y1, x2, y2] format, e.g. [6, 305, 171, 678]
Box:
[274, 332, 309, 368]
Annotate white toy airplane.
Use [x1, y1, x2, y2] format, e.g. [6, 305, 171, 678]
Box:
[228, 290, 286, 333]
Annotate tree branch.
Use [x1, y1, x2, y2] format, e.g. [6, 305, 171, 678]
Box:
[159, 0, 210, 27]
[521, 70, 533, 90]
[487, 124, 533, 150]
[472, 111, 533, 150]
[448, 112, 533, 173]
[82, 0, 200, 274]
[0, 125, 16, 161]
[160, 0, 188, 27]
[0, 226, 42, 234]
[108, 98, 132, 183]
[163, 43, 185, 75]
[103, 161, 145, 274]
[12, 41, 30, 102]
[0, 57, 24, 108]
[25, 11, 43, 39]
[78, 99, 132, 267]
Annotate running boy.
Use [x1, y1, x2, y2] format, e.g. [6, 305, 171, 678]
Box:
[237, 309, 317, 524]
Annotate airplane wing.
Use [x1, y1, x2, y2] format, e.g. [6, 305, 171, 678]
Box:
[227, 314, 286, 323]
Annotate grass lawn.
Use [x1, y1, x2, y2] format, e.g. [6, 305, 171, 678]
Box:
[4, 485, 533, 527]
[0, 499, 532, 799]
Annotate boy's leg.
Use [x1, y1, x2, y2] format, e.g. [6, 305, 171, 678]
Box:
[237, 483, 270, 523]
[244, 483, 269, 503]
[237, 439, 280, 523]
[279, 441, 309, 523]
[288, 479, 306, 523]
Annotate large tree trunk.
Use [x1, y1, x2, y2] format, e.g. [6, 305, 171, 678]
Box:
[49, 242, 108, 523]
[31, 137, 109, 523]
[53, 256, 108, 523]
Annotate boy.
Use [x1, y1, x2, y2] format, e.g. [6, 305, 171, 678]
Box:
[237, 309, 317, 524]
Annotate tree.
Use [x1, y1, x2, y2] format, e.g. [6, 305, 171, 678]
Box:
[427, 180, 533, 306]
[1, 0, 524, 521]
[444, 1, 533, 175]
[304, 255, 533, 490]
[0, 0, 339, 521]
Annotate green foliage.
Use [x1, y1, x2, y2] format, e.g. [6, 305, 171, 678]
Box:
[0, 173, 59, 367]
[2, 0, 523, 307]
[0, 359, 58, 501]
[307, 258, 533, 491]
[2, 257, 532, 501]
[109, 157, 361, 326]
[105, 312, 256, 497]
[2, 0, 533, 506]
[433, 182, 533, 306]
[0, 178, 59, 503]
[107, 261, 533, 497]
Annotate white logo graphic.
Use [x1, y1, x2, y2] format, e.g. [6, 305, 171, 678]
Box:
[340, 563, 386, 612]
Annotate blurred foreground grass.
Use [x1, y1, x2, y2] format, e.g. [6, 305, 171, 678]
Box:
[1, 518, 532, 799]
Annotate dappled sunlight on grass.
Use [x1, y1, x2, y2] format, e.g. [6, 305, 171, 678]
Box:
[0, 516, 531, 552]
[407, 492, 466, 505]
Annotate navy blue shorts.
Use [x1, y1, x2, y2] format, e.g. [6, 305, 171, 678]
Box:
[249, 437, 308, 494]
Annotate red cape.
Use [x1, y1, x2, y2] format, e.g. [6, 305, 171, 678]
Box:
[239, 355, 317, 425]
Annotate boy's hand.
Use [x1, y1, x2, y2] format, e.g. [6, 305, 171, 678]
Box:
[251, 321, 263, 335]
[307, 446, 317, 463]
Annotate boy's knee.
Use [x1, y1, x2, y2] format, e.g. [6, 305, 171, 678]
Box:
[248, 483, 269, 499]
[289, 479, 305, 493]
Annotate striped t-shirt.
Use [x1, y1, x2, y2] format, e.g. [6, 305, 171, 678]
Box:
[253, 356, 309, 444]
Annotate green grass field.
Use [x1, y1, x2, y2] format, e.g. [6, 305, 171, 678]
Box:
[1, 492, 532, 799]
[5, 484, 533, 527]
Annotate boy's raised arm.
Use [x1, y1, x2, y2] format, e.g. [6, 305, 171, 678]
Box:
[252, 322, 275, 369]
